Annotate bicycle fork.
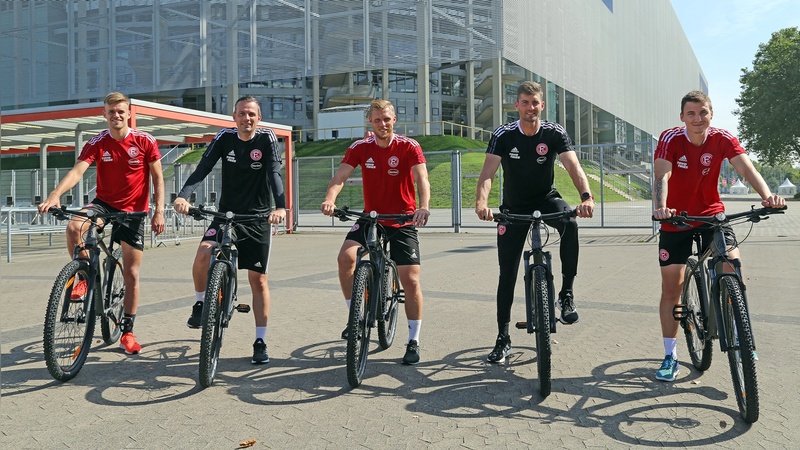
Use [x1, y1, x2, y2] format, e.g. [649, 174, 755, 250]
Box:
[522, 249, 557, 333]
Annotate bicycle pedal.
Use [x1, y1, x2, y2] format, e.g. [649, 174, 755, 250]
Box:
[397, 290, 405, 303]
[515, 321, 527, 329]
[672, 304, 689, 321]
[235, 304, 251, 313]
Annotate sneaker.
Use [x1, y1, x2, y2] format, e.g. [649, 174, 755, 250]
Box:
[341, 325, 348, 340]
[402, 340, 420, 365]
[119, 332, 142, 355]
[251, 338, 269, 364]
[187, 301, 203, 328]
[487, 335, 511, 363]
[70, 278, 87, 301]
[559, 291, 579, 324]
[655, 355, 680, 381]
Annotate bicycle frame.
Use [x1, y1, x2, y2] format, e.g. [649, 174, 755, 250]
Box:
[522, 221, 557, 334]
[209, 221, 239, 328]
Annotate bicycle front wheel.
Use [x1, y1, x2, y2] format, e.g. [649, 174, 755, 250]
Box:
[721, 276, 759, 423]
[530, 265, 552, 398]
[682, 258, 712, 371]
[346, 263, 373, 387]
[199, 263, 228, 388]
[43, 260, 97, 382]
[101, 247, 125, 344]
[378, 263, 400, 350]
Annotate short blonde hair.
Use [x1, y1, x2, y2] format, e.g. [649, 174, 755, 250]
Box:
[367, 99, 395, 119]
[104, 92, 131, 106]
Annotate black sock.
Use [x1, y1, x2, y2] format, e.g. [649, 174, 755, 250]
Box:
[498, 322, 509, 337]
[121, 313, 136, 333]
[561, 276, 575, 297]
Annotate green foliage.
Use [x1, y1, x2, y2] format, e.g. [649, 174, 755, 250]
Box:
[294, 135, 487, 157]
[735, 27, 800, 165]
[0, 153, 76, 170]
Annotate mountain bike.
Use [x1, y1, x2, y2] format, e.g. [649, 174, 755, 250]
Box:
[494, 208, 578, 398]
[187, 206, 270, 388]
[43, 206, 147, 382]
[333, 207, 411, 388]
[655, 205, 786, 423]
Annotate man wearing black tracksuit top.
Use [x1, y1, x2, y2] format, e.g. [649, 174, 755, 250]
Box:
[475, 81, 595, 364]
[173, 96, 286, 365]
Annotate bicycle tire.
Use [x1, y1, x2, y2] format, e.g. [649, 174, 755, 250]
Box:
[101, 247, 125, 344]
[721, 276, 759, 423]
[378, 263, 400, 350]
[199, 263, 227, 388]
[681, 258, 712, 371]
[43, 260, 97, 382]
[346, 263, 373, 387]
[531, 265, 552, 398]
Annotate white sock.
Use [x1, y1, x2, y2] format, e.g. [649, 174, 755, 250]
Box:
[663, 337, 678, 359]
[195, 291, 205, 303]
[345, 298, 351, 310]
[408, 320, 421, 343]
[256, 326, 267, 342]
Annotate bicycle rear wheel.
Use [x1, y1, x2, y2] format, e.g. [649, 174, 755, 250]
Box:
[101, 247, 125, 344]
[378, 263, 400, 350]
[681, 258, 712, 371]
[721, 276, 759, 423]
[530, 265, 552, 398]
[347, 263, 373, 387]
[199, 263, 228, 388]
[43, 260, 97, 382]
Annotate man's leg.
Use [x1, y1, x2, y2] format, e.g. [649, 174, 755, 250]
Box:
[119, 240, 143, 354]
[656, 264, 684, 380]
[249, 270, 271, 364]
[187, 241, 215, 328]
[337, 240, 361, 301]
[399, 264, 422, 365]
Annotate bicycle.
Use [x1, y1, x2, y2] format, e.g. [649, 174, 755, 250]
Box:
[655, 205, 786, 423]
[332, 207, 411, 388]
[493, 208, 578, 398]
[186, 205, 270, 388]
[43, 206, 147, 382]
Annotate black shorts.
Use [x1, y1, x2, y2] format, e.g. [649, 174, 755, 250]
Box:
[201, 219, 271, 273]
[87, 198, 146, 251]
[345, 220, 421, 266]
[658, 223, 735, 266]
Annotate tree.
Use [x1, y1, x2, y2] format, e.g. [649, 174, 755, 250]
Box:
[735, 27, 800, 165]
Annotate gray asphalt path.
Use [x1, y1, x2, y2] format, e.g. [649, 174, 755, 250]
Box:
[2, 197, 799, 448]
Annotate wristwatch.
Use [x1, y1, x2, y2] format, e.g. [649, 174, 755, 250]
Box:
[581, 192, 594, 201]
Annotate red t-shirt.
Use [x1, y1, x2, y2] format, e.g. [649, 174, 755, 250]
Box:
[341, 134, 426, 228]
[654, 126, 746, 232]
[78, 129, 161, 212]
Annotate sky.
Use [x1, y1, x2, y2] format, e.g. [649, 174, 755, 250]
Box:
[669, 0, 800, 136]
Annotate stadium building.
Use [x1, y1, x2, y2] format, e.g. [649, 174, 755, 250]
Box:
[0, 0, 704, 146]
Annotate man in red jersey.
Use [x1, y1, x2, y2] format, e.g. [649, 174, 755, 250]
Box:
[39, 92, 166, 355]
[320, 99, 430, 365]
[651, 90, 784, 381]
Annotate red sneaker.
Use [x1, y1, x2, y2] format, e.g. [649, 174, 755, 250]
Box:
[119, 332, 142, 354]
[70, 279, 87, 301]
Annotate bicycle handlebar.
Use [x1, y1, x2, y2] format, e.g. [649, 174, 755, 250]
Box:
[652, 206, 787, 226]
[332, 206, 413, 224]
[494, 208, 578, 223]
[187, 205, 269, 223]
[48, 205, 148, 221]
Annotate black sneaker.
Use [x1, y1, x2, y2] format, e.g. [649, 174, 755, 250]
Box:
[487, 334, 511, 363]
[251, 338, 269, 364]
[187, 301, 203, 329]
[559, 291, 579, 324]
[341, 325, 348, 340]
[402, 340, 420, 365]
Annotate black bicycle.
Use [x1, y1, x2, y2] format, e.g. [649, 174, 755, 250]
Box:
[187, 206, 269, 388]
[43, 206, 147, 381]
[656, 205, 786, 423]
[494, 208, 578, 398]
[333, 207, 410, 388]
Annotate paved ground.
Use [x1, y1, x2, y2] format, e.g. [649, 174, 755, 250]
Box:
[2, 196, 799, 448]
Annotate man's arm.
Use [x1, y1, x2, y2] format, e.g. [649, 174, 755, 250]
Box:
[652, 158, 675, 219]
[320, 163, 356, 216]
[474, 153, 501, 221]
[38, 160, 91, 213]
[411, 163, 430, 227]
[729, 154, 785, 207]
[559, 151, 594, 218]
[173, 145, 219, 214]
[267, 159, 287, 224]
[149, 159, 166, 235]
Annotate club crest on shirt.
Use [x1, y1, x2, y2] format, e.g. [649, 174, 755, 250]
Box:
[205, 228, 217, 237]
[498, 224, 506, 236]
[388, 156, 399, 168]
[251, 149, 262, 161]
[659, 248, 669, 261]
[350, 223, 361, 233]
[536, 143, 548, 156]
[700, 153, 713, 166]
[128, 146, 139, 158]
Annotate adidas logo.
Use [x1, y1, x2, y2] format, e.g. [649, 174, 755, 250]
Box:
[678, 155, 687, 162]
[254, 262, 263, 268]
[510, 147, 520, 160]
